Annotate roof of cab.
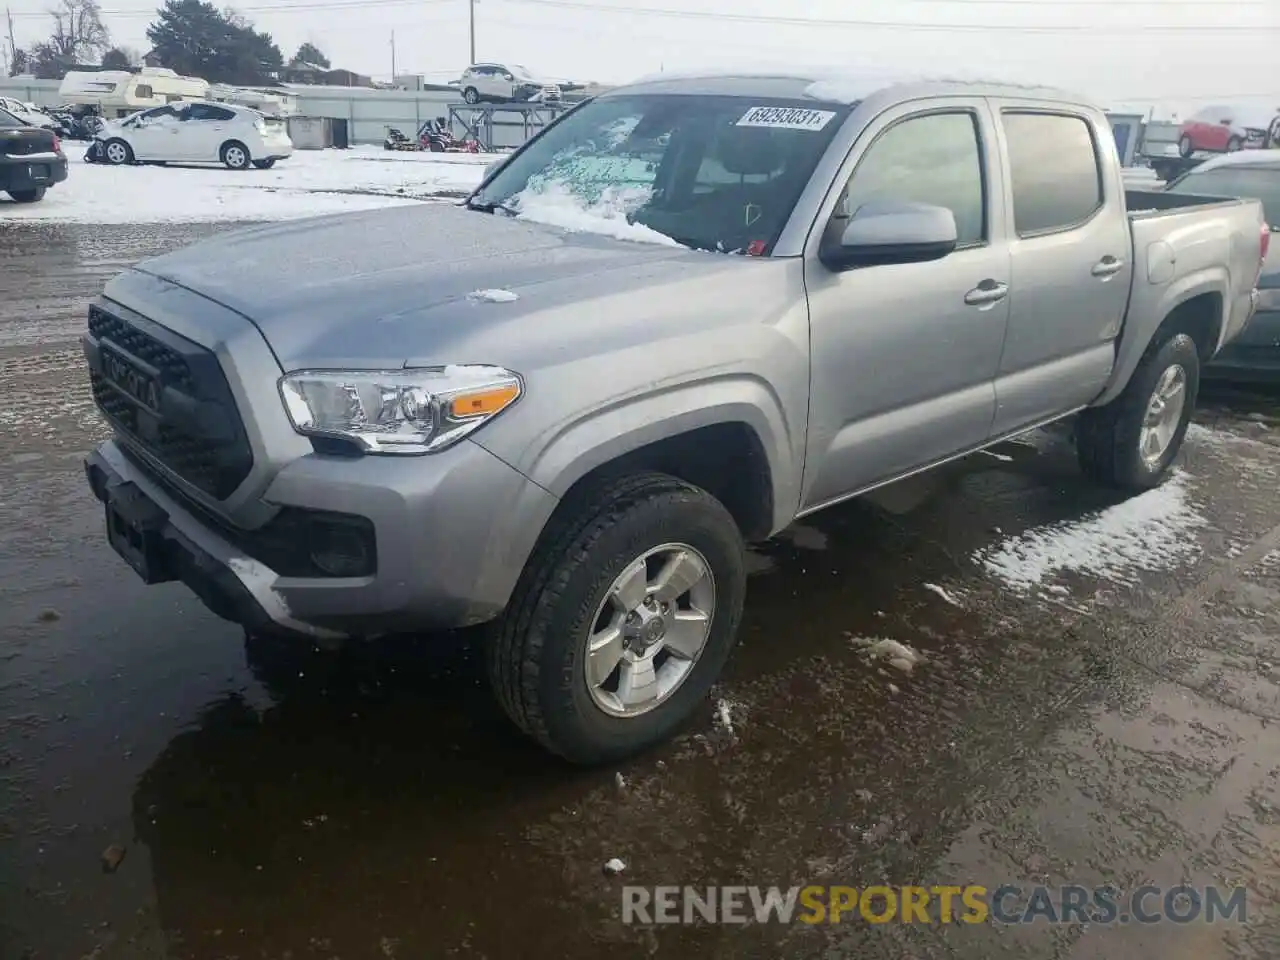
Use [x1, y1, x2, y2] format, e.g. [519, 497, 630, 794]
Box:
[605, 67, 1094, 110]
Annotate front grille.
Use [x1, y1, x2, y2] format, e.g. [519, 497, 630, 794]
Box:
[88, 304, 253, 499]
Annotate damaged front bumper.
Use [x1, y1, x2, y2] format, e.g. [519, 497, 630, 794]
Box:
[85, 441, 343, 639]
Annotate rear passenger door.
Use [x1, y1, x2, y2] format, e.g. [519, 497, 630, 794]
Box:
[802, 99, 1012, 509]
[987, 105, 1132, 436]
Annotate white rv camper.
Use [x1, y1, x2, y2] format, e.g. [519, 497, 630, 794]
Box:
[58, 68, 210, 118]
[207, 83, 298, 117]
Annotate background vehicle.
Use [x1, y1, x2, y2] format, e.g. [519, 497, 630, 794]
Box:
[0, 107, 67, 203]
[94, 100, 292, 169]
[81, 74, 1266, 765]
[59, 67, 209, 120]
[1165, 151, 1279, 379]
[459, 63, 562, 104]
[1178, 104, 1277, 157]
[0, 96, 56, 130]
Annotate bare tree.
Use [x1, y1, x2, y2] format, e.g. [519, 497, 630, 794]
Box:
[46, 0, 110, 63]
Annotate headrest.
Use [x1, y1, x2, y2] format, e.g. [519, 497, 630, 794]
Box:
[713, 125, 785, 177]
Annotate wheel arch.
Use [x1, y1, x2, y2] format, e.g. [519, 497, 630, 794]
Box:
[1094, 275, 1226, 407]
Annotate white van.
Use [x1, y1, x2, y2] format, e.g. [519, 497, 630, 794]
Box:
[58, 68, 209, 119]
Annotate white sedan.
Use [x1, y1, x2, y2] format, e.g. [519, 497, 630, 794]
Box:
[95, 100, 293, 170]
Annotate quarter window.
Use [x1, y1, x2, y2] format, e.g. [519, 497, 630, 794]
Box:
[837, 111, 986, 246]
[1003, 112, 1103, 236]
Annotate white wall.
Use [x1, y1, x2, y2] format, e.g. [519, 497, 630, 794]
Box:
[0, 77, 62, 106]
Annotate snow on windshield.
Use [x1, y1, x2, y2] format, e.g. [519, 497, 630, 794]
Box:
[505, 114, 682, 246]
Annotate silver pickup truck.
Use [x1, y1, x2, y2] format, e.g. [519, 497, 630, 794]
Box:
[82, 72, 1268, 763]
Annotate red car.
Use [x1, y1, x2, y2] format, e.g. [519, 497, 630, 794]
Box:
[1178, 104, 1278, 157]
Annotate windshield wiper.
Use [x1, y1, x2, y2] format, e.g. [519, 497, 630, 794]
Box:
[466, 196, 520, 217]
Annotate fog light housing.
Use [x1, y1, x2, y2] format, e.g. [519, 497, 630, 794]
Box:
[309, 520, 374, 578]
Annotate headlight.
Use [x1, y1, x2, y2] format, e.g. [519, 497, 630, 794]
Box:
[279, 365, 522, 454]
[1257, 287, 1280, 312]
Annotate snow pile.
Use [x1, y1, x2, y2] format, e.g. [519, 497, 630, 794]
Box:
[852, 636, 925, 674]
[974, 472, 1208, 591]
[0, 146, 491, 224]
[467, 288, 519, 303]
[509, 181, 682, 247]
[922, 582, 964, 607]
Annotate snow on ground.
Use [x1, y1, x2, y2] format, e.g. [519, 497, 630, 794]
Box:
[0, 145, 491, 224]
[974, 471, 1208, 592]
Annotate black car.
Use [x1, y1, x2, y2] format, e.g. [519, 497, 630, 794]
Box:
[0, 107, 68, 204]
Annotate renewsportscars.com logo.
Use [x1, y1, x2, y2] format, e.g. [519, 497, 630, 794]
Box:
[621, 884, 1249, 926]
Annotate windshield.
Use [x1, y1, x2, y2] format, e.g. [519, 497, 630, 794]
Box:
[470, 93, 850, 254]
[1167, 164, 1280, 228]
[0, 108, 20, 127]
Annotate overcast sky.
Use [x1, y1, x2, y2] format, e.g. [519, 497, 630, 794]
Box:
[6, 0, 1279, 117]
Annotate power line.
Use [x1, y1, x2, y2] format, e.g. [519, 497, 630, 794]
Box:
[9, 0, 452, 17]
[495, 0, 1276, 34]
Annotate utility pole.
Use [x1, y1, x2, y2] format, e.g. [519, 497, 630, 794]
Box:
[469, 0, 476, 65]
[390, 29, 396, 79]
[5, 7, 16, 77]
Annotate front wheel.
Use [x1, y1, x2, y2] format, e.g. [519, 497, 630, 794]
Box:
[487, 473, 747, 764]
[102, 138, 132, 165]
[252, 158, 276, 169]
[1076, 331, 1200, 490]
[1177, 134, 1194, 158]
[463, 86, 480, 104]
[7, 187, 45, 203]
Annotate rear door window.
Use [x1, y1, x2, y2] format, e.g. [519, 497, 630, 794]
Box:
[1167, 165, 1280, 228]
[1002, 112, 1104, 236]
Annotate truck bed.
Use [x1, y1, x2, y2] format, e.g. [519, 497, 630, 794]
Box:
[1124, 188, 1251, 220]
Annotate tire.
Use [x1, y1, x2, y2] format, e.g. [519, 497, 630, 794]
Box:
[1177, 134, 1193, 158]
[463, 86, 480, 104]
[103, 138, 132, 165]
[428, 140, 444, 153]
[487, 473, 747, 764]
[7, 187, 45, 203]
[1226, 136, 1243, 153]
[1076, 331, 1200, 491]
[220, 140, 251, 170]
[252, 158, 276, 169]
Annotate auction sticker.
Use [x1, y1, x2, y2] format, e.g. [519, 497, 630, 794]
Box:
[736, 106, 836, 131]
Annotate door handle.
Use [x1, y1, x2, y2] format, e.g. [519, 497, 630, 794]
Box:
[964, 280, 1009, 308]
[1091, 256, 1125, 278]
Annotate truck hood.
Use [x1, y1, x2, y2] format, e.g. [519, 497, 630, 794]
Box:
[126, 202, 751, 371]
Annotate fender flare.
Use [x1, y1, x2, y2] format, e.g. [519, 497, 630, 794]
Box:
[521, 375, 801, 533]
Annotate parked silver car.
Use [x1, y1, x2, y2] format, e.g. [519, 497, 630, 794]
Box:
[1163, 150, 1278, 379]
[458, 63, 561, 104]
[82, 72, 1268, 763]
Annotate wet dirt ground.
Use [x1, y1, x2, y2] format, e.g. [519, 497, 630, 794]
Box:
[2, 221, 1280, 960]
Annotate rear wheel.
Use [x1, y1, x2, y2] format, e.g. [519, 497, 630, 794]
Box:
[220, 140, 251, 170]
[252, 158, 276, 169]
[463, 86, 480, 104]
[103, 138, 132, 165]
[1226, 135, 1243, 153]
[1077, 331, 1200, 490]
[487, 473, 747, 764]
[7, 187, 45, 203]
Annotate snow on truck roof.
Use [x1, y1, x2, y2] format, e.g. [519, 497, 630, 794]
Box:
[617, 67, 1091, 107]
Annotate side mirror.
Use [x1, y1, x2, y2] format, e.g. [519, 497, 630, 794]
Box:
[821, 200, 959, 270]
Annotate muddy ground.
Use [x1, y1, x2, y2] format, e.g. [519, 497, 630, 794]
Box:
[1, 220, 1279, 960]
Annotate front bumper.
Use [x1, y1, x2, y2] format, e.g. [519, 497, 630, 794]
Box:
[85, 435, 559, 639]
[0, 152, 68, 191]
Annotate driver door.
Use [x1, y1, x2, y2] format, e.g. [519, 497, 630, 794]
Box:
[800, 100, 1011, 510]
[126, 105, 178, 160]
